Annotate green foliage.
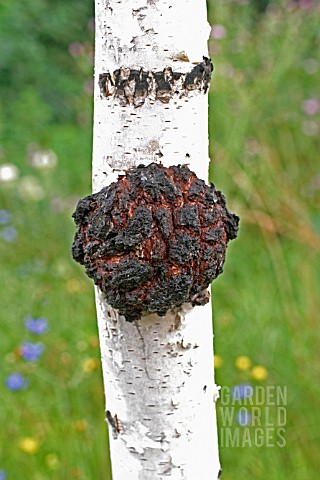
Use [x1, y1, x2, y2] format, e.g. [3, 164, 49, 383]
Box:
[208, 2, 320, 479]
[0, 0, 319, 479]
[0, 0, 93, 164]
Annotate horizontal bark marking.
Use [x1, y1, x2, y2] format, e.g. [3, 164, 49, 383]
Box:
[106, 410, 122, 438]
[98, 57, 213, 107]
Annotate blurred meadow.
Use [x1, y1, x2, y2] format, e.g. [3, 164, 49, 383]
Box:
[0, 0, 319, 479]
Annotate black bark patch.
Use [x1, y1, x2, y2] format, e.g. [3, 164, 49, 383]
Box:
[169, 232, 200, 266]
[146, 274, 193, 317]
[99, 206, 152, 256]
[188, 178, 205, 199]
[72, 163, 239, 321]
[174, 205, 200, 230]
[203, 227, 222, 244]
[155, 207, 174, 240]
[110, 258, 153, 291]
[98, 57, 214, 107]
[184, 57, 213, 94]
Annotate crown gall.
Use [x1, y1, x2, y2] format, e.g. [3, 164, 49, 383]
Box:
[72, 163, 239, 321]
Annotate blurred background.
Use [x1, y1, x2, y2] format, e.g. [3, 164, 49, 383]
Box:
[0, 0, 319, 478]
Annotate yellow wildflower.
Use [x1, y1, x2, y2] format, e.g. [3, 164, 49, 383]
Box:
[74, 419, 88, 432]
[70, 467, 81, 478]
[235, 355, 252, 371]
[251, 365, 268, 381]
[89, 336, 99, 348]
[66, 279, 83, 293]
[214, 355, 223, 368]
[19, 437, 40, 454]
[82, 357, 99, 373]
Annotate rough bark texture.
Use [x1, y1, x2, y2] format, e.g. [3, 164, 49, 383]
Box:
[73, 163, 238, 321]
[98, 57, 213, 107]
[93, 1, 222, 478]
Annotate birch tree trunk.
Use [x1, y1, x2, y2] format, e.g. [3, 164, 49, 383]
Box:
[93, 1, 221, 478]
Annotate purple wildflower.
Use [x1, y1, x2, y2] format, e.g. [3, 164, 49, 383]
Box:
[300, 0, 314, 9]
[302, 98, 319, 116]
[0, 470, 6, 480]
[24, 316, 48, 335]
[5, 372, 29, 391]
[20, 341, 45, 361]
[232, 383, 254, 400]
[69, 42, 85, 57]
[0, 210, 11, 225]
[0, 226, 17, 243]
[237, 408, 251, 427]
[210, 25, 227, 40]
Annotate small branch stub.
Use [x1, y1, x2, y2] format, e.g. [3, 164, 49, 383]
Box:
[72, 163, 239, 321]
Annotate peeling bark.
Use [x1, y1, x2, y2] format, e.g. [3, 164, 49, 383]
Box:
[93, 1, 222, 478]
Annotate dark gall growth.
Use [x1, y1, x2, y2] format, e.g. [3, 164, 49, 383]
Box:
[72, 163, 239, 321]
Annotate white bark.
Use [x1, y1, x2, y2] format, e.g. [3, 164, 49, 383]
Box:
[93, 1, 221, 478]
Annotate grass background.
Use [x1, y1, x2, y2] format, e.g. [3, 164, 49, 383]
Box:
[0, 0, 319, 478]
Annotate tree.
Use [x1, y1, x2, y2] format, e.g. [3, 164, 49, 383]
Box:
[72, 0, 238, 478]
